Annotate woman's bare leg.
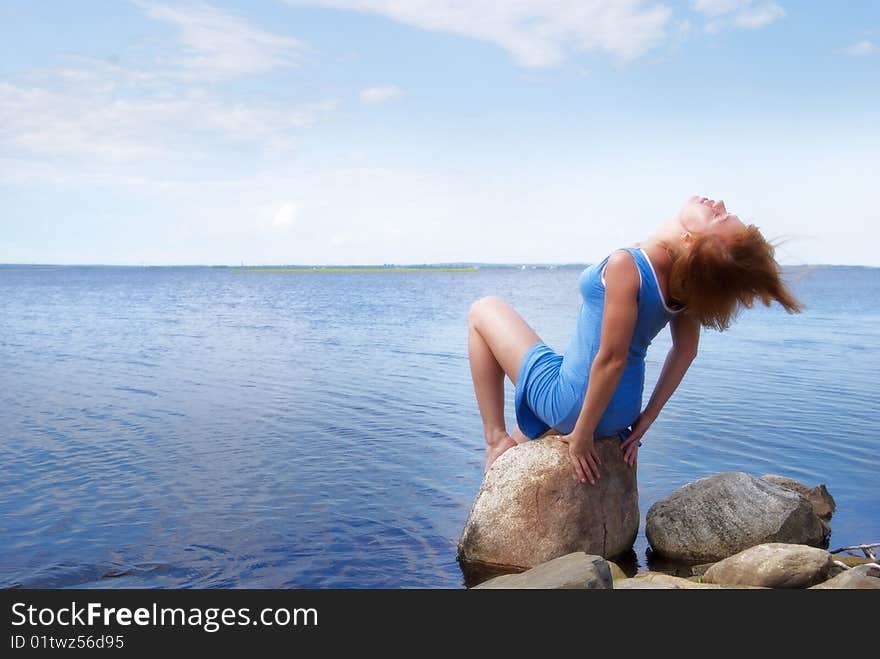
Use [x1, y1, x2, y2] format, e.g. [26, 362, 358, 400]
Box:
[467, 296, 543, 472]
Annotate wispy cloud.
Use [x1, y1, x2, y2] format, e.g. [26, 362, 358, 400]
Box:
[733, 3, 785, 29]
[844, 40, 878, 56]
[692, 0, 784, 34]
[284, 0, 673, 67]
[0, 77, 335, 182]
[693, 0, 750, 15]
[360, 84, 402, 104]
[134, 0, 308, 79]
[0, 3, 334, 185]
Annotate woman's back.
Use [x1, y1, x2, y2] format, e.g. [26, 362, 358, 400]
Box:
[556, 247, 682, 436]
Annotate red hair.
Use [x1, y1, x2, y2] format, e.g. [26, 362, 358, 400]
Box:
[666, 224, 803, 331]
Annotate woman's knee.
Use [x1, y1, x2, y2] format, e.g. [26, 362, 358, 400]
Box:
[468, 296, 490, 327]
[469, 295, 507, 326]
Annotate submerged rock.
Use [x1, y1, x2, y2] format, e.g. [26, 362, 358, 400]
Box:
[646, 472, 826, 562]
[702, 543, 833, 588]
[458, 436, 639, 578]
[472, 552, 612, 589]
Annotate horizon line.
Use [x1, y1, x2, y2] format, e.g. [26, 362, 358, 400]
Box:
[0, 261, 876, 269]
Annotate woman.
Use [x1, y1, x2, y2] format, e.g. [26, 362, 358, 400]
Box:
[467, 195, 802, 484]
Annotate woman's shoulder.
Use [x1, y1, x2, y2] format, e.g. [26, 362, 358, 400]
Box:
[602, 249, 642, 289]
[610, 245, 639, 259]
[603, 247, 644, 274]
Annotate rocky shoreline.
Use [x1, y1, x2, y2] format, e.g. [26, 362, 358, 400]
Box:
[459, 435, 878, 589]
[472, 544, 879, 589]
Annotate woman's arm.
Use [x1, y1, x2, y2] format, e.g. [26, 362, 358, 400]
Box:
[564, 250, 640, 484]
[620, 311, 700, 465]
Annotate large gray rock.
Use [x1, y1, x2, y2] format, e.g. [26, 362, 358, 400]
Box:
[810, 571, 880, 589]
[760, 475, 836, 521]
[472, 552, 612, 589]
[760, 474, 835, 539]
[458, 436, 639, 576]
[646, 472, 826, 562]
[703, 543, 833, 588]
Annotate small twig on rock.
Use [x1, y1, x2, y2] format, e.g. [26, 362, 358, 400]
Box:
[828, 542, 880, 561]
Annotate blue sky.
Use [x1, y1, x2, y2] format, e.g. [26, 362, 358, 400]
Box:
[1, 1, 877, 265]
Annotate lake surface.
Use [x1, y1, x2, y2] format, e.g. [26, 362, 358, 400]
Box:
[1, 263, 877, 588]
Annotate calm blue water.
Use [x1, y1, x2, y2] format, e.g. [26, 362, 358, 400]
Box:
[1, 264, 877, 588]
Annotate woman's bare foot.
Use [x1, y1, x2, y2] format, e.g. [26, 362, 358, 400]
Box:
[485, 431, 517, 474]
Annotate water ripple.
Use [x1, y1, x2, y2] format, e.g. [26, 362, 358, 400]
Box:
[0, 264, 877, 587]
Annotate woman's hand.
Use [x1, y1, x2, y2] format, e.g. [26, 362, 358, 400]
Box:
[560, 433, 601, 484]
[620, 412, 653, 467]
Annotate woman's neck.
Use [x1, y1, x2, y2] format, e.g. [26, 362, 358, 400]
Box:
[634, 215, 684, 255]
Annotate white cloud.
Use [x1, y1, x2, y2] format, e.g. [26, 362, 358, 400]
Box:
[134, 1, 308, 79]
[0, 4, 337, 192]
[0, 77, 336, 181]
[733, 3, 784, 29]
[845, 40, 879, 56]
[284, 1, 673, 67]
[360, 84, 402, 104]
[271, 201, 300, 229]
[692, 0, 749, 16]
[691, 0, 784, 32]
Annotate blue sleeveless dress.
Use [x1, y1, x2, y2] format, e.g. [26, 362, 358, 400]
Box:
[514, 246, 683, 441]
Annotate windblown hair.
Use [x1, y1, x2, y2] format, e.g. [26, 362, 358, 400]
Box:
[666, 224, 803, 331]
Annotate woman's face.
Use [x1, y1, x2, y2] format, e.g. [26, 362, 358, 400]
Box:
[681, 195, 745, 241]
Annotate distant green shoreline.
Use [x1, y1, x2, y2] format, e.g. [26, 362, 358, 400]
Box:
[235, 266, 480, 274]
